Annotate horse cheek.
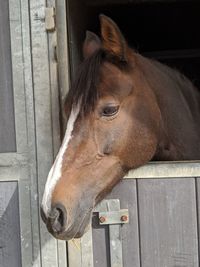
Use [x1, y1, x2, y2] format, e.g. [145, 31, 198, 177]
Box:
[118, 120, 157, 170]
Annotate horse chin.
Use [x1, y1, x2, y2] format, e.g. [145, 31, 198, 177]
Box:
[73, 221, 91, 238]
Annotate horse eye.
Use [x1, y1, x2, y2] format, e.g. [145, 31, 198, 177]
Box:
[102, 105, 119, 117]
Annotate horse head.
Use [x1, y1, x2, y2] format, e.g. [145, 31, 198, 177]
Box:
[41, 15, 161, 240]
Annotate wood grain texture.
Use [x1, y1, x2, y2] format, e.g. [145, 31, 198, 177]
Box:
[195, 177, 200, 267]
[137, 178, 198, 267]
[29, 1, 59, 266]
[92, 179, 140, 267]
[0, 0, 16, 152]
[0, 182, 21, 267]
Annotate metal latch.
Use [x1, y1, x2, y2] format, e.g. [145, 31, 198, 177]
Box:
[45, 7, 55, 31]
[99, 209, 129, 225]
[95, 199, 129, 267]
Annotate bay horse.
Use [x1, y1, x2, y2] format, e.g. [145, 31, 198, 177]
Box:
[41, 15, 200, 240]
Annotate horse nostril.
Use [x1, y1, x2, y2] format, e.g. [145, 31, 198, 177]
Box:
[49, 204, 67, 234]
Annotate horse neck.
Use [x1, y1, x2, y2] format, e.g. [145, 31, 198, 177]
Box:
[136, 53, 200, 160]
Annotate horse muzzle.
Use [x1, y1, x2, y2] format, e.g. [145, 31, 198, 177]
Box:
[40, 203, 92, 240]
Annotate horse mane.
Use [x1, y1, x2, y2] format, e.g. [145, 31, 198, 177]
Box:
[68, 49, 104, 115]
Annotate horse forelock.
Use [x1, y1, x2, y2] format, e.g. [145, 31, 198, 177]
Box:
[68, 49, 104, 116]
[67, 49, 130, 116]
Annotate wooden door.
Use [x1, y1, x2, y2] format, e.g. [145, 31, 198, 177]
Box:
[0, 0, 33, 266]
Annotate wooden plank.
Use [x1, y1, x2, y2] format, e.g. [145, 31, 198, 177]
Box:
[9, 0, 28, 154]
[138, 178, 198, 267]
[19, 0, 42, 265]
[92, 179, 140, 267]
[47, 0, 68, 265]
[68, 224, 94, 267]
[126, 161, 200, 179]
[8, 1, 34, 265]
[0, 153, 28, 167]
[0, 0, 16, 152]
[29, 1, 59, 266]
[56, 0, 70, 130]
[106, 200, 123, 267]
[81, 225, 94, 267]
[68, 239, 82, 267]
[195, 177, 200, 267]
[18, 168, 34, 267]
[0, 167, 34, 267]
[0, 182, 21, 267]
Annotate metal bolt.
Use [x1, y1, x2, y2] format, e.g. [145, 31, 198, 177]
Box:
[121, 215, 128, 222]
[99, 216, 106, 223]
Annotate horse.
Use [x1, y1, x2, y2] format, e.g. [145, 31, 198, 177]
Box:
[41, 15, 200, 240]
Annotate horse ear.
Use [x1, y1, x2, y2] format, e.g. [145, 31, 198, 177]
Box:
[100, 14, 127, 62]
[83, 31, 101, 59]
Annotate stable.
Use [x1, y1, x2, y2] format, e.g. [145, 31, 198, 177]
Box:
[0, 0, 200, 267]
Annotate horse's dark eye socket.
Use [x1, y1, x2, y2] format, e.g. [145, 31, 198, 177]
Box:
[102, 106, 119, 117]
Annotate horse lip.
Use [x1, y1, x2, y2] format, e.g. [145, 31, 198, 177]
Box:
[52, 208, 93, 240]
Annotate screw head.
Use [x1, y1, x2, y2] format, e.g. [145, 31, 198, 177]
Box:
[99, 216, 106, 223]
[121, 215, 128, 222]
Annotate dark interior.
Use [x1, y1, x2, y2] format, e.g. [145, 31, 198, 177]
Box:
[67, 0, 200, 88]
[66, 0, 200, 161]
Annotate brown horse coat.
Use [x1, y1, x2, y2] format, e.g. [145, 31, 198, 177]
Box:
[41, 15, 200, 240]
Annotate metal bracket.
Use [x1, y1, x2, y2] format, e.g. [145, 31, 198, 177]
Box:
[33, 7, 55, 32]
[95, 199, 129, 267]
[45, 7, 55, 31]
[99, 209, 129, 225]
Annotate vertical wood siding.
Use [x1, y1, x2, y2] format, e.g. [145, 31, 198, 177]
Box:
[91, 177, 200, 267]
[138, 178, 199, 267]
[92, 180, 140, 267]
[0, 182, 21, 267]
[0, 0, 16, 152]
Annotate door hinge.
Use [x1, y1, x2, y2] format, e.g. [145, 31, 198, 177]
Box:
[45, 7, 55, 31]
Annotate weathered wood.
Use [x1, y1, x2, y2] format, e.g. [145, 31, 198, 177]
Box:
[138, 178, 198, 267]
[7, 0, 34, 266]
[81, 225, 94, 267]
[68, 239, 82, 266]
[19, 0, 42, 264]
[29, 1, 59, 266]
[67, 223, 94, 267]
[9, 0, 28, 154]
[92, 179, 140, 267]
[47, 0, 68, 265]
[126, 161, 200, 179]
[95, 199, 124, 267]
[195, 177, 200, 267]
[0, 182, 21, 267]
[0, 0, 16, 152]
[0, 0, 67, 266]
[56, 0, 70, 130]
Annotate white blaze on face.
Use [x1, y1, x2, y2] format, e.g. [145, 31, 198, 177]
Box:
[41, 104, 80, 216]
